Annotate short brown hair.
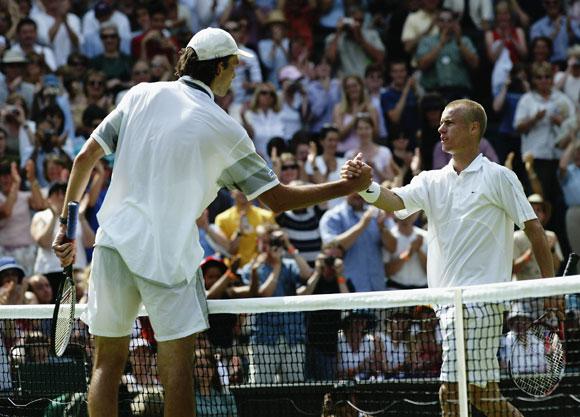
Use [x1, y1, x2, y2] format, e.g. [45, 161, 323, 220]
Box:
[447, 99, 487, 139]
[174, 47, 232, 86]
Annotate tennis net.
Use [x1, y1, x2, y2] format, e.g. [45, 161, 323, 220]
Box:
[0, 275, 579, 417]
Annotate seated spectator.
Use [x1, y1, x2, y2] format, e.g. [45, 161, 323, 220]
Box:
[558, 139, 580, 273]
[389, 128, 418, 186]
[2, 95, 36, 164]
[0, 161, 44, 274]
[364, 64, 388, 141]
[513, 194, 563, 281]
[530, 0, 580, 68]
[274, 179, 322, 266]
[278, 65, 309, 141]
[376, 308, 412, 378]
[258, 10, 289, 87]
[499, 305, 547, 374]
[149, 54, 174, 82]
[381, 60, 422, 142]
[31, 0, 82, 68]
[306, 57, 341, 134]
[384, 211, 428, 290]
[82, 0, 132, 54]
[415, 93, 446, 171]
[324, 6, 385, 78]
[197, 209, 231, 258]
[222, 19, 262, 107]
[305, 247, 354, 380]
[90, 23, 133, 94]
[332, 74, 380, 155]
[320, 193, 395, 292]
[122, 338, 162, 395]
[25, 273, 52, 305]
[554, 45, 580, 106]
[115, 60, 152, 105]
[0, 256, 28, 306]
[23, 52, 50, 93]
[408, 305, 442, 378]
[529, 35, 554, 69]
[492, 63, 530, 186]
[130, 2, 178, 65]
[415, 8, 479, 102]
[337, 309, 381, 381]
[400, 0, 440, 58]
[30, 182, 95, 300]
[345, 114, 397, 183]
[242, 226, 313, 384]
[28, 115, 73, 188]
[215, 189, 275, 267]
[485, 0, 528, 96]
[304, 125, 346, 208]
[514, 61, 574, 240]
[0, 49, 35, 112]
[273, 152, 302, 185]
[240, 82, 284, 161]
[194, 348, 238, 417]
[10, 17, 57, 72]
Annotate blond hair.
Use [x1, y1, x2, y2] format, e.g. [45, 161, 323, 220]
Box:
[249, 82, 281, 112]
[447, 99, 487, 139]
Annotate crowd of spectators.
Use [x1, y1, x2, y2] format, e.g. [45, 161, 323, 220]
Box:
[0, 0, 579, 415]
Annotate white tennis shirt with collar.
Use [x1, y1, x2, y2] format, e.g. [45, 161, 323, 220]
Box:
[392, 154, 536, 288]
[90, 76, 279, 287]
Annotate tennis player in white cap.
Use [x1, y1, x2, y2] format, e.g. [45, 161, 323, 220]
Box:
[53, 27, 371, 417]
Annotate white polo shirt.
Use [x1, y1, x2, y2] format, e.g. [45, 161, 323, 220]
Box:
[393, 154, 536, 288]
[92, 77, 279, 287]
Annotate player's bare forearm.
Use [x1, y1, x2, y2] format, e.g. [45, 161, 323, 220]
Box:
[61, 138, 105, 219]
[524, 219, 555, 278]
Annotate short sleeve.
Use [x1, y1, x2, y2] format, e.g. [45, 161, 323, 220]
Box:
[91, 87, 135, 154]
[391, 171, 430, 219]
[492, 168, 537, 230]
[512, 94, 530, 129]
[218, 135, 279, 201]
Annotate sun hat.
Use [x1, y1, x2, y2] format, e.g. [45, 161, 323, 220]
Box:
[2, 49, 26, 65]
[186, 27, 253, 61]
[0, 257, 26, 278]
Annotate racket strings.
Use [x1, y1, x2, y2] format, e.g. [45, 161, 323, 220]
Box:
[54, 283, 75, 357]
[511, 326, 565, 397]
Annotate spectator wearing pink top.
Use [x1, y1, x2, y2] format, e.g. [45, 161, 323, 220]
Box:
[0, 161, 45, 274]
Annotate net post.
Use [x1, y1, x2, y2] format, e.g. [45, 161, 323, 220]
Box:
[454, 288, 469, 417]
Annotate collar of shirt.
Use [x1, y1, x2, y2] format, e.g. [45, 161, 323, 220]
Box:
[180, 76, 214, 101]
[443, 153, 484, 175]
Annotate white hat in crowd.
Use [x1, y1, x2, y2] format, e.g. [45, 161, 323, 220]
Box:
[186, 27, 253, 61]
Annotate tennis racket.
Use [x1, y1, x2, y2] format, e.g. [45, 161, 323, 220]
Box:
[508, 252, 578, 397]
[51, 201, 80, 357]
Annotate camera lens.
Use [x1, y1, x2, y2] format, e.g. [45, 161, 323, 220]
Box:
[324, 256, 335, 267]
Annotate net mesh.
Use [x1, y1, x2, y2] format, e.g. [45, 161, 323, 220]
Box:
[0, 276, 579, 417]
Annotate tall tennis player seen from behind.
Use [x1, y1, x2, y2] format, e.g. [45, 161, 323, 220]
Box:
[344, 99, 554, 417]
[52, 28, 371, 417]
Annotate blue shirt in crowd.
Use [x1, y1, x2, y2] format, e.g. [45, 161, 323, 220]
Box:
[319, 202, 386, 292]
[242, 258, 305, 345]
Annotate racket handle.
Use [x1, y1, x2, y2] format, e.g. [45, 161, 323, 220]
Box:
[66, 201, 80, 241]
[563, 253, 579, 277]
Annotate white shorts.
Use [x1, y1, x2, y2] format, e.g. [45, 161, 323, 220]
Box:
[81, 246, 209, 342]
[437, 303, 505, 387]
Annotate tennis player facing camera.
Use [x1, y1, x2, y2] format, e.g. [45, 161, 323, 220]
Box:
[344, 99, 554, 417]
[52, 28, 371, 417]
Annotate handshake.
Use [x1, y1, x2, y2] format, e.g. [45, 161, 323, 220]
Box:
[341, 153, 381, 204]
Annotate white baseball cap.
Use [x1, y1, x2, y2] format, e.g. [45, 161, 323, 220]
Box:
[186, 27, 254, 61]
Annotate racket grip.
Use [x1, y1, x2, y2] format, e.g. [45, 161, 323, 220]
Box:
[66, 201, 80, 241]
